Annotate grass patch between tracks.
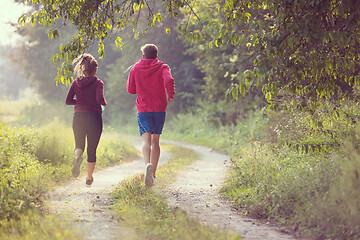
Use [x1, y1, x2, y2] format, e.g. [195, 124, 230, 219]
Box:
[111, 144, 241, 240]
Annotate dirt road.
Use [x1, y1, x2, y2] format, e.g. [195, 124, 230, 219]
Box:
[164, 140, 297, 240]
[46, 141, 170, 239]
[46, 140, 297, 240]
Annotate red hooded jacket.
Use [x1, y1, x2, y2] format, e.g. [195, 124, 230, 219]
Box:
[127, 59, 175, 113]
[65, 76, 107, 114]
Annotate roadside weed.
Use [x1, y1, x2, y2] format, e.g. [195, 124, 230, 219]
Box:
[165, 104, 360, 239]
[96, 132, 139, 168]
[0, 119, 140, 238]
[0, 210, 79, 240]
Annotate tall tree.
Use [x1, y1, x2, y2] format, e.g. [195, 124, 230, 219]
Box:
[178, 0, 257, 100]
[14, 23, 73, 101]
[175, 0, 266, 125]
[102, 17, 204, 124]
[207, 0, 360, 108]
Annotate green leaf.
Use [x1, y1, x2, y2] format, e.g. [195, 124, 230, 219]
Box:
[232, 86, 239, 100]
[239, 83, 245, 96]
[115, 36, 123, 49]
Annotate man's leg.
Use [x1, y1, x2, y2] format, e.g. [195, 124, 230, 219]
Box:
[141, 131, 154, 187]
[141, 131, 152, 164]
[150, 134, 161, 177]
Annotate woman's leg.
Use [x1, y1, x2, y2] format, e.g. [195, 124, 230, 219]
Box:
[75, 148, 83, 159]
[87, 162, 96, 180]
[72, 113, 86, 177]
[86, 113, 103, 182]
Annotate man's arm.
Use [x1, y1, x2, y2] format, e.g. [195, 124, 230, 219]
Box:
[162, 65, 175, 100]
[126, 67, 137, 94]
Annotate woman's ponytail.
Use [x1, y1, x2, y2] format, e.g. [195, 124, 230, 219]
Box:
[72, 54, 98, 78]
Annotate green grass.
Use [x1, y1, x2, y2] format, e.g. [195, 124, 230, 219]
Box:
[111, 145, 241, 240]
[0, 100, 33, 124]
[0, 210, 79, 240]
[96, 127, 140, 168]
[3, 94, 360, 239]
[0, 115, 140, 239]
[163, 110, 268, 154]
[163, 105, 360, 239]
[0, 88, 41, 124]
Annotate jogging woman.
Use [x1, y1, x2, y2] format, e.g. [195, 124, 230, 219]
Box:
[66, 53, 107, 186]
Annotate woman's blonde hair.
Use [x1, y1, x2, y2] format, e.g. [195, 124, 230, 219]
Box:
[72, 53, 98, 78]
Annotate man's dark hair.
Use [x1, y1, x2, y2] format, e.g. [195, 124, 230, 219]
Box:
[141, 44, 158, 59]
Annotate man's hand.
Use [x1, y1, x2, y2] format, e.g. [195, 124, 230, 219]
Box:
[168, 97, 173, 103]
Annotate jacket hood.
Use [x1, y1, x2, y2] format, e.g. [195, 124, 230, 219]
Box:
[75, 76, 97, 88]
[135, 59, 163, 76]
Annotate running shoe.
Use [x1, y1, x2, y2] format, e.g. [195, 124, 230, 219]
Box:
[72, 156, 83, 178]
[86, 177, 94, 186]
[144, 163, 154, 187]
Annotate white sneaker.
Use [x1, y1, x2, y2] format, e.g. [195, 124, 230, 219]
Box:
[144, 163, 154, 187]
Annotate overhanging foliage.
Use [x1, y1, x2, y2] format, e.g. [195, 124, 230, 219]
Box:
[217, 0, 360, 107]
[20, 0, 194, 84]
[19, 0, 360, 109]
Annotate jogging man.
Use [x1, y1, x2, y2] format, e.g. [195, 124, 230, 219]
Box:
[126, 44, 175, 187]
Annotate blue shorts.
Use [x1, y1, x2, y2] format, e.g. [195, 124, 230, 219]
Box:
[137, 112, 166, 136]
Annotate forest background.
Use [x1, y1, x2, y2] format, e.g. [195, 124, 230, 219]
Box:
[1, 0, 360, 239]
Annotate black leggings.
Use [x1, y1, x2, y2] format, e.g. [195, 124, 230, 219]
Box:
[73, 112, 103, 163]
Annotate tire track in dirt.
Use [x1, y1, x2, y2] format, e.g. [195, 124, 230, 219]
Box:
[164, 140, 298, 240]
[45, 141, 170, 240]
[46, 160, 143, 240]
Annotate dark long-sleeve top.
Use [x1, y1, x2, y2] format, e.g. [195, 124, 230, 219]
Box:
[65, 76, 107, 114]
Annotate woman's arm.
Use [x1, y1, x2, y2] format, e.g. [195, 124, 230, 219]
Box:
[65, 83, 76, 105]
[96, 81, 107, 106]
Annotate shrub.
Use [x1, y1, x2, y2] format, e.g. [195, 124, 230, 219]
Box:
[0, 123, 73, 220]
[297, 138, 360, 239]
[166, 100, 360, 239]
[221, 105, 360, 239]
